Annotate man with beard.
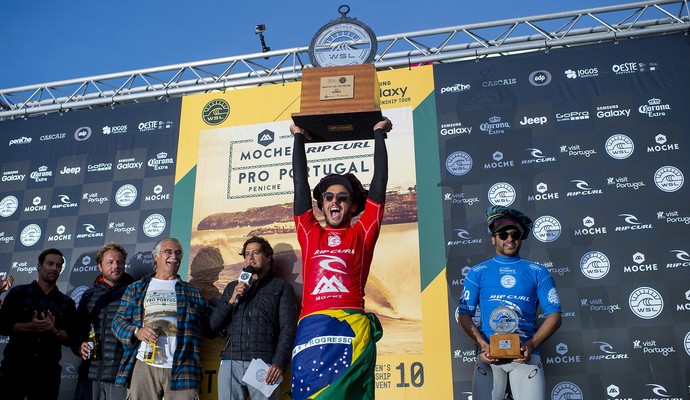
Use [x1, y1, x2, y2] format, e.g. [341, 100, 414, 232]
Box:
[0, 248, 78, 400]
[113, 238, 209, 400]
[457, 206, 562, 400]
[74, 242, 135, 400]
[289, 117, 392, 400]
[209, 236, 297, 400]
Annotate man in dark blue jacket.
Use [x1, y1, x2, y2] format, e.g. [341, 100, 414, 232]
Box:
[209, 236, 298, 400]
[75, 242, 134, 400]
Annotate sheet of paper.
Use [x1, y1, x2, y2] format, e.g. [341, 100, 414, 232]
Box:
[241, 358, 282, 398]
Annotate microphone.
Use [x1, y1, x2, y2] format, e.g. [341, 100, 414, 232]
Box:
[234, 266, 255, 305]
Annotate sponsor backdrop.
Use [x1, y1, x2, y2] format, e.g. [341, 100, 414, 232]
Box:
[0, 33, 688, 400]
[0, 99, 182, 398]
[437, 33, 690, 399]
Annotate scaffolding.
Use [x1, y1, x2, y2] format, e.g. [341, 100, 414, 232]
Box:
[0, 0, 688, 120]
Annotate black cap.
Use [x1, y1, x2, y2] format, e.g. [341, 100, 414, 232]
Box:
[485, 206, 533, 238]
[312, 173, 368, 216]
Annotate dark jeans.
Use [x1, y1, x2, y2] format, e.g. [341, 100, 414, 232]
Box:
[0, 361, 61, 400]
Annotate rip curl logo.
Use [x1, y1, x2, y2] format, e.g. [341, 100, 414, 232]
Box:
[671, 250, 690, 262]
[314, 255, 346, 274]
[645, 383, 677, 398]
[521, 148, 556, 165]
[629, 287, 663, 319]
[448, 229, 482, 246]
[615, 213, 653, 232]
[589, 341, 630, 361]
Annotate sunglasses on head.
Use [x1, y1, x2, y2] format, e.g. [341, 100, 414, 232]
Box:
[495, 231, 522, 240]
[321, 191, 351, 202]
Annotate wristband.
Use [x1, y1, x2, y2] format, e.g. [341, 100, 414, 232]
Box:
[134, 327, 139, 338]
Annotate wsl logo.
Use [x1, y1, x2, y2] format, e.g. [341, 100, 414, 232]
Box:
[20, 224, 42, 247]
[0, 195, 19, 217]
[628, 287, 663, 319]
[487, 182, 516, 206]
[605, 134, 634, 160]
[532, 216, 561, 243]
[653, 166, 683, 192]
[143, 213, 166, 238]
[580, 251, 610, 279]
[551, 382, 583, 400]
[445, 151, 472, 176]
[202, 99, 230, 125]
[115, 184, 138, 207]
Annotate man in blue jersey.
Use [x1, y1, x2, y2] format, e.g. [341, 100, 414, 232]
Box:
[457, 206, 562, 400]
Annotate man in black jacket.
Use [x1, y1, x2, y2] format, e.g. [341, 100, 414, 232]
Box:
[209, 236, 298, 400]
[75, 242, 134, 400]
[0, 248, 77, 400]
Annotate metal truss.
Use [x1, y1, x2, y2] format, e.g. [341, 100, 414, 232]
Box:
[1, 0, 688, 120]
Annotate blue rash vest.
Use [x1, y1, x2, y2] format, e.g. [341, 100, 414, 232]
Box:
[458, 255, 562, 355]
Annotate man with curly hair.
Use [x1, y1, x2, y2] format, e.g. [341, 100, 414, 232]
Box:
[289, 118, 392, 400]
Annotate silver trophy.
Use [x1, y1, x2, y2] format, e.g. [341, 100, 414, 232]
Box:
[488, 305, 521, 359]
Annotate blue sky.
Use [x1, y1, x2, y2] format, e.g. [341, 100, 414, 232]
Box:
[1, 0, 636, 89]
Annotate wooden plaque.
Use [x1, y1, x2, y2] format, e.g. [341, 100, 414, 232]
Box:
[292, 64, 383, 142]
[490, 333, 522, 359]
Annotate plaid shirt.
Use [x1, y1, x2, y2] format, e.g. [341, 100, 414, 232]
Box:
[112, 273, 208, 391]
[0, 281, 77, 366]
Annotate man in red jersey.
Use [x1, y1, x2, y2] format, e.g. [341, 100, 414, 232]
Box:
[289, 117, 392, 400]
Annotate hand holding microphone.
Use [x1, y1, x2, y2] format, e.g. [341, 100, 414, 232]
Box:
[232, 266, 255, 305]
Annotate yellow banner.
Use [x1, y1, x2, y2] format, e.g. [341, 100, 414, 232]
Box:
[177, 65, 453, 399]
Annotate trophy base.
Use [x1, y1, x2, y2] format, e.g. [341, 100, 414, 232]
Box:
[490, 333, 522, 359]
[292, 110, 384, 142]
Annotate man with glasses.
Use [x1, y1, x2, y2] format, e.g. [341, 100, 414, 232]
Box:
[289, 117, 392, 400]
[112, 237, 209, 400]
[457, 206, 562, 400]
[209, 236, 298, 400]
